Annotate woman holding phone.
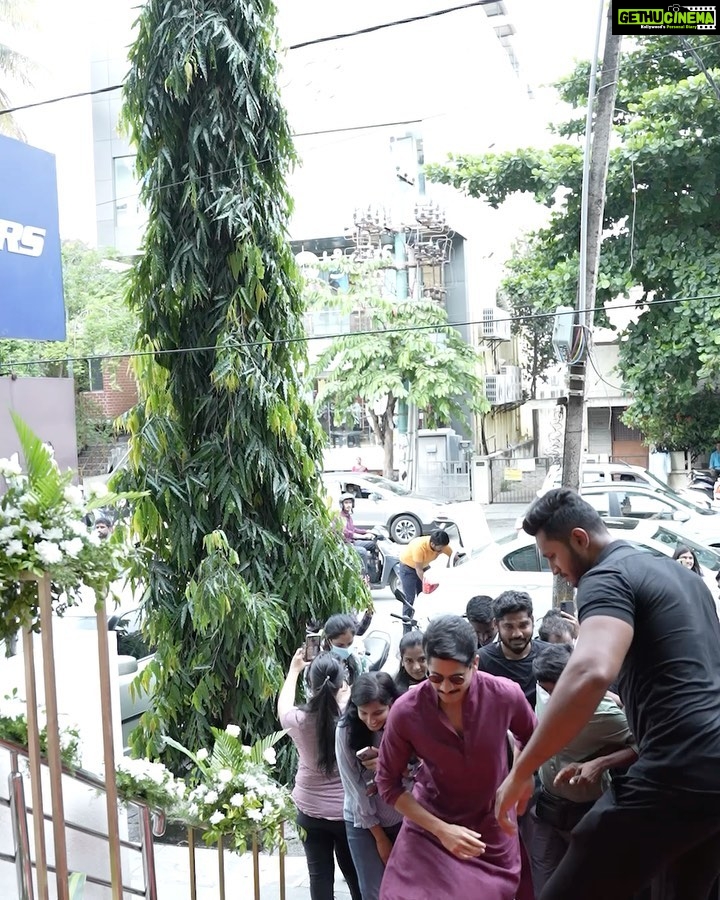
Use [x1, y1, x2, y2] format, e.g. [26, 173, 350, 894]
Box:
[278, 650, 361, 900]
[335, 672, 403, 900]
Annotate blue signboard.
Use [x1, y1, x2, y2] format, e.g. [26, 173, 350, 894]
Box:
[0, 135, 65, 340]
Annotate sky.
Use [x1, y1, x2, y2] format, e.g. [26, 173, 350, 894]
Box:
[1, 0, 607, 244]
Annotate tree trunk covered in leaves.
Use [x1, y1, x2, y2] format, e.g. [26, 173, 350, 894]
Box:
[119, 0, 363, 766]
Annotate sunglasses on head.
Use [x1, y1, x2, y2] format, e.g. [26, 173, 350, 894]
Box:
[427, 672, 467, 686]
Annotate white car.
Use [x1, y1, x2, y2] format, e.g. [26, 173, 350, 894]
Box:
[540, 462, 712, 509]
[322, 471, 491, 546]
[416, 518, 720, 628]
[581, 484, 720, 547]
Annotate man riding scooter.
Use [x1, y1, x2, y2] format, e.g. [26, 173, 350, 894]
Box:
[339, 492, 376, 582]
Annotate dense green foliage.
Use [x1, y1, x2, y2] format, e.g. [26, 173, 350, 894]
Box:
[307, 258, 489, 475]
[427, 37, 720, 452]
[118, 0, 363, 767]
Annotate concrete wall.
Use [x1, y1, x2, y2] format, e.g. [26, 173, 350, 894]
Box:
[0, 377, 78, 474]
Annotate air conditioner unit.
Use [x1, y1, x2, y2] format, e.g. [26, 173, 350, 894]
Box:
[484, 374, 499, 404]
[480, 307, 511, 341]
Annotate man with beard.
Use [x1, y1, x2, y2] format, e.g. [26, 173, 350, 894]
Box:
[477, 591, 550, 710]
[495, 488, 720, 900]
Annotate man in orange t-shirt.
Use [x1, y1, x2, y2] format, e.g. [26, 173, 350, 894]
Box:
[397, 530, 451, 616]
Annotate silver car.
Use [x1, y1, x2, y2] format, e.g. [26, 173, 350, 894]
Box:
[323, 472, 451, 544]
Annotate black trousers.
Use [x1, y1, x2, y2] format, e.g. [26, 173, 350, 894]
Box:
[539, 778, 720, 900]
[296, 810, 362, 900]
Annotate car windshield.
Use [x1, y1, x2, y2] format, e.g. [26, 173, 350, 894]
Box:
[651, 527, 720, 571]
[360, 475, 441, 502]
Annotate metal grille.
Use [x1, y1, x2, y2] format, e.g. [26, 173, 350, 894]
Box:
[489, 457, 553, 504]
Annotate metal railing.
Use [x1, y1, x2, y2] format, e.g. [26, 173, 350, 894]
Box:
[185, 826, 287, 900]
[0, 737, 161, 900]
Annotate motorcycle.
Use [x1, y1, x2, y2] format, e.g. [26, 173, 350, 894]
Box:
[359, 526, 404, 601]
[684, 469, 719, 507]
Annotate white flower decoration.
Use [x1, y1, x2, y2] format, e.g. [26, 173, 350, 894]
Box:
[225, 723, 240, 738]
[0, 525, 20, 541]
[5, 540, 24, 557]
[209, 810, 224, 825]
[196, 748, 209, 762]
[217, 768, 233, 785]
[35, 541, 63, 566]
[0, 458, 22, 477]
[60, 538, 84, 559]
[43, 527, 64, 542]
[262, 747, 277, 766]
[205, 790, 219, 805]
[230, 792, 244, 808]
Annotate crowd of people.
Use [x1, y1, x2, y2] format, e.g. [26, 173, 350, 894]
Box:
[278, 487, 720, 900]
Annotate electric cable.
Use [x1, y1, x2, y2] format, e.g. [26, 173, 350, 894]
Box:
[1, 292, 717, 374]
[0, 1, 497, 118]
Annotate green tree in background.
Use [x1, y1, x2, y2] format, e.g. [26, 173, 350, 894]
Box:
[0, 241, 135, 445]
[307, 258, 489, 477]
[119, 0, 363, 766]
[0, 0, 36, 136]
[427, 37, 720, 455]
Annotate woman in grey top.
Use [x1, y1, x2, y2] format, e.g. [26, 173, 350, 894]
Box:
[335, 672, 403, 900]
[278, 650, 361, 900]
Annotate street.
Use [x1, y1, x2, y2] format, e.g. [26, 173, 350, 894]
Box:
[369, 504, 523, 672]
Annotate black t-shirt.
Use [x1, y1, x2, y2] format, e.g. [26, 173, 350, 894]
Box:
[477, 639, 551, 709]
[578, 540, 720, 793]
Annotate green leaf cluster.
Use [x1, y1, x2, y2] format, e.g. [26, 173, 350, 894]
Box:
[427, 37, 720, 448]
[306, 257, 489, 474]
[117, 0, 365, 770]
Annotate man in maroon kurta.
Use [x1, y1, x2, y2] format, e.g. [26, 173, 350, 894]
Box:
[376, 615, 536, 900]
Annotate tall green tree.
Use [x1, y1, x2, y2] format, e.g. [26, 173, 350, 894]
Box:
[119, 0, 363, 765]
[307, 259, 489, 477]
[427, 37, 720, 455]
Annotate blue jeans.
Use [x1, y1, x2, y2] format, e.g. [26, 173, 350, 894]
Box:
[398, 564, 422, 617]
[345, 820, 401, 900]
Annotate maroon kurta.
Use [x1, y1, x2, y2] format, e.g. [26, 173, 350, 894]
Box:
[376, 671, 536, 900]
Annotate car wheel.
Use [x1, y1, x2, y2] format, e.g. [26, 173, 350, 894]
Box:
[389, 569, 405, 603]
[390, 514, 421, 544]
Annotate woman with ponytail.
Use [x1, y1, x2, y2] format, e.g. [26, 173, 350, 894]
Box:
[278, 649, 361, 900]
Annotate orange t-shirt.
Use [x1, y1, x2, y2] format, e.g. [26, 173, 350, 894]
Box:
[399, 536, 451, 568]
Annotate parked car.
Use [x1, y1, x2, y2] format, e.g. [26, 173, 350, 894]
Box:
[540, 461, 712, 509]
[415, 518, 720, 629]
[581, 484, 720, 546]
[322, 471, 491, 546]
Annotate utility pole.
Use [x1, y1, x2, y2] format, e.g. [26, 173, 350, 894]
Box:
[554, 2, 622, 605]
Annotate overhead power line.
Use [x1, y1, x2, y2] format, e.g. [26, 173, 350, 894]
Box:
[0, 2, 495, 118]
[0, 292, 716, 374]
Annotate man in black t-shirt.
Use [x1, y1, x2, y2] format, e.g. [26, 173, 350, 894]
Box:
[495, 488, 720, 900]
[477, 590, 550, 709]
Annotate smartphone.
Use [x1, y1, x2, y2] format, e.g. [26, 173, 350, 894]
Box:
[304, 633, 321, 663]
[355, 746, 379, 762]
[560, 600, 576, 615]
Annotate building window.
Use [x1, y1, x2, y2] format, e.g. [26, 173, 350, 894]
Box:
[89, 358, 104, 392]
[113, 156, 141, 228]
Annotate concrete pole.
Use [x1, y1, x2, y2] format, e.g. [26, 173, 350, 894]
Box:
[554, 3, 622, 605]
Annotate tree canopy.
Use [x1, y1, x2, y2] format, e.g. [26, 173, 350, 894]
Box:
[427, 37, 720, 453]
[118, 0, 364, 766]
[306, 258, 489, 476]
